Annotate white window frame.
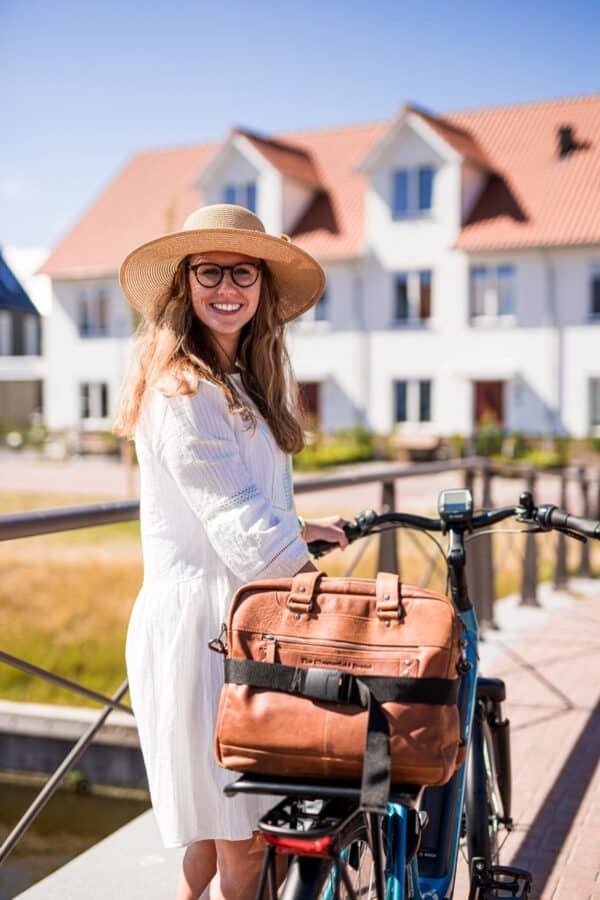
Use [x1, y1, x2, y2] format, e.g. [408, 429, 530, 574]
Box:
[469, 265, 516, 325]
[589, 264, 600, 320]
[78, 290, 110, 337]
[223, 182, 257, 212]
[393, 378, 433, 425]
[392, 270, 433, 326]
[589, 377, 600, 432]
[0, 311, 13, 355]
[23, 314, 39, 355]
[392, 166, 435, 219]
[80, 382, 109, 422]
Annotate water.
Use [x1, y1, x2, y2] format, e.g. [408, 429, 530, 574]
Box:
[0, 782, 150, 899]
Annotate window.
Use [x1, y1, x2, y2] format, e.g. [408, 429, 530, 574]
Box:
[395, 275, 409, 321]
[392, 271, 433, 324]
[418, 167, 434, 212]
[419, 271, 432, 320]
[590, 379, 600, 429]
[394, 381, 407, 422]
[393, 170, 409, 218]
[298, 285, 329, 324]
[24, 314, 39, 355]
[78, 291, 110, 337]
[393, 379, 433, 424]
[419, 380, 432, 422]
[222, 182, 257, 212]
[590, 267, 600, 318]
[470, 265, 516, 321]
[0, 311, 12, 355]
[392, 167, 435, 218]
[80, 382, 109, 420]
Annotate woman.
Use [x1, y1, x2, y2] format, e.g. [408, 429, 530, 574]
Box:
[115, 204, 348, 900]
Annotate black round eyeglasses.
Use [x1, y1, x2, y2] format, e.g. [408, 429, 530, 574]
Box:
[188, 261, 262, 289]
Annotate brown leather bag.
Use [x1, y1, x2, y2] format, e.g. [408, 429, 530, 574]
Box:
[213, 570, 465, 811]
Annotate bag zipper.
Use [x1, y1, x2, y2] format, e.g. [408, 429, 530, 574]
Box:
[260, 633, 420, 654]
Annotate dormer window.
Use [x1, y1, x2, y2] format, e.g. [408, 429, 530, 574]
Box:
[223, 183, 257, 213]
[392, 166, 435, 218]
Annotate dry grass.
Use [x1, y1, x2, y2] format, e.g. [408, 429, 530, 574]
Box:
[0, 491, 596, 707]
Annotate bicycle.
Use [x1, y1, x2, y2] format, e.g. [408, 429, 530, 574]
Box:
[224, 488, 599, 899]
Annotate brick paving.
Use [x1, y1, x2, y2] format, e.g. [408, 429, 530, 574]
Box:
[454, 585, 600, 899]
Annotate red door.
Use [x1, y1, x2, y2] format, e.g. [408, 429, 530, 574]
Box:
[298, 382, 320, 429]
[474, 381, 504, 428]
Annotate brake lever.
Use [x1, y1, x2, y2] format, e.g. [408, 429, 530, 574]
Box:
[555, 526, 587, 543]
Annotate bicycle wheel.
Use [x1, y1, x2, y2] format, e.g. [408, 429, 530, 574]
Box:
[465, 707, 504, 868]
[280, 813, 378, 900]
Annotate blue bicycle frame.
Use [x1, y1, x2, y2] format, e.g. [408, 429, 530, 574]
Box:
[386, 606, 479, 900]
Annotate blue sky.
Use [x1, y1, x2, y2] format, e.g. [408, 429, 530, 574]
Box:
[2, 0, 599, 248]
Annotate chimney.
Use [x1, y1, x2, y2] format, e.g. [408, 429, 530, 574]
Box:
[558, 125, 575, 159]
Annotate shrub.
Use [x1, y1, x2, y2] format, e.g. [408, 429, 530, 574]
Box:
[294, 427, 375, 470]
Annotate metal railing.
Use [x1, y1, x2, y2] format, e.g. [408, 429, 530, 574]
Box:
[0, 456, 598, 870]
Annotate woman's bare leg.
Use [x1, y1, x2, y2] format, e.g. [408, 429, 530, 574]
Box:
[211, 834, 268, 900]
[176, 839, 217, 900]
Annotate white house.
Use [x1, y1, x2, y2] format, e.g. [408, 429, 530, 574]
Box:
[40, 96, 600, 438]
[0, 249, 44, 424]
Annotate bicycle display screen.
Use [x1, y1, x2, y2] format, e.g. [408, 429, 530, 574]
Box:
[438, 489, 473, 526]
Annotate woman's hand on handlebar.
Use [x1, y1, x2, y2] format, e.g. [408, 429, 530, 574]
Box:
[303, 515, 350, 554]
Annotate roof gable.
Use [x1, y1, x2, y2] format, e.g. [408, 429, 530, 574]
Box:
[358, 103, 492, 173]
[40, 95, 600, 278]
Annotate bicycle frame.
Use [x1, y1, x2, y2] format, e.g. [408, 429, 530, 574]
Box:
[319, 523, 481, 900]
[385, 604, 479, 900]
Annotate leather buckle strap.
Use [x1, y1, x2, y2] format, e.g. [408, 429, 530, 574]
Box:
[375, 572, 405, 622]
[287, 570, 322, 614]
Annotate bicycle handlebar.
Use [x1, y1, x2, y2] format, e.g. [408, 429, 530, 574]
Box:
[535, 504, 600, 539]
[307, 499, 600, 558]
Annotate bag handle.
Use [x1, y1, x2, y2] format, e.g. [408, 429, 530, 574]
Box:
[375, 572, 405, 622]
[287, 570, 323, 614]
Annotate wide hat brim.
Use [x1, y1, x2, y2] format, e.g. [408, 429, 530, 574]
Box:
[119, 226, 325, 323]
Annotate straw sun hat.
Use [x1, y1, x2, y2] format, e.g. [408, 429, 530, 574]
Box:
[119, 204, 326, 323]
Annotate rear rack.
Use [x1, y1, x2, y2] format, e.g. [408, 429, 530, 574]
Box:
[224, 774, 422, 805]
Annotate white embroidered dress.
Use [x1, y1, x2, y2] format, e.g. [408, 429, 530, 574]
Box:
[125, 375, 309, 848]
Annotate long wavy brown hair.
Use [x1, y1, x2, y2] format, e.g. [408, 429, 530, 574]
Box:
[114, 258, 305, 453]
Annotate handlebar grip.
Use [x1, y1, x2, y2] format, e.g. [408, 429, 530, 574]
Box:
[306, 519, 367, 558]
[540, 505, 600, 539]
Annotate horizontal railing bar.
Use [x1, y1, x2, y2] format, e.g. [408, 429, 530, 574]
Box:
[0, 460, 596, 544]
[0, 649, 133, 714]
[0, 679, 129, 867]
[293, 457, 486, 493]
[0, 501, 140, 542]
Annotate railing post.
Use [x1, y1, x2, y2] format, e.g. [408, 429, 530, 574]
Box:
[465, 464, 496, 629]
[479, 463, 497, 628]
[577, 464, 592, 577]
[521, 467, 539, 606]
[378, 480, 399, 574]
[553, 469, 569, 590]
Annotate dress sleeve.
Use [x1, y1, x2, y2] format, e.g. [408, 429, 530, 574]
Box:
[157, 387, 310, 582]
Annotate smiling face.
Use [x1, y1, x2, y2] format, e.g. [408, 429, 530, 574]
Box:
[188, 250, 262, 367]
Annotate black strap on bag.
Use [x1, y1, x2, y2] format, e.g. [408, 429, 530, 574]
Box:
[224, 658, 459, 814]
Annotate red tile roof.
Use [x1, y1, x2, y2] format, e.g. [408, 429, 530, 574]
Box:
[41, 95, 600, 277]
[449, 96, 600, 250]
[234, 129, 322, 188]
